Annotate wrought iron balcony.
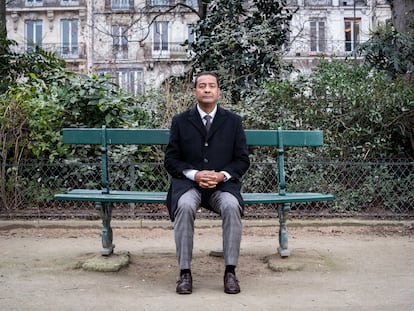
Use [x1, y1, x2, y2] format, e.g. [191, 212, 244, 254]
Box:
[10, 43, 86, 60]
[7, 0, 86, 9]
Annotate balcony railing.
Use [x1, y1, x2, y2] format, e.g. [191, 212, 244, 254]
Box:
[10, 43, 86, 60]
[304, 0, 333, 6]
[340, 0, 367, 6]
[143, 41, 192, 61]
[108, 0, 135, 11]
[285, 39, 367, 58]
[304, 0, 367, 6]
[7, 0, 86, 8]
[145, 0, 199, 10]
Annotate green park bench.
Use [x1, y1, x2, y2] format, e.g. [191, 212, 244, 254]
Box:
[54, 126, 334, 256]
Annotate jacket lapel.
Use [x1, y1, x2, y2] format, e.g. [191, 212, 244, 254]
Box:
[207, 106, 227, 137]
[187, 105, 206, 135]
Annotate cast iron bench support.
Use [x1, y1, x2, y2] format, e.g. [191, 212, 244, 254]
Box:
[96, 202, 114, 255]
[278, 203, 290, 257]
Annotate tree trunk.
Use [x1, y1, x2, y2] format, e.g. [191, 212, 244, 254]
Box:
[0, 0, 6, 39]
[390, 0, 414, 33]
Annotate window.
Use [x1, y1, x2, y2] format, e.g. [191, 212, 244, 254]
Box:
[187, 24, 196, 55]
[153, 21, 169, 57]
[26, 0, 43, 5]
[310, 20, 325, 53]
[305, 0, 331, 5]
[185, 0, 198, 8]
[151, 0, 170, 6]
[62, 19, 78, 57]
[111, 0, 129, 9]
[117, 69, 144, 95]
[112, 25, 128, 58]
[25, 20, 42, 51]
[344, 19, 360, 52]
[341, 0, 367, 5]
[61, 0, 79, 5]
[100, 69, 144, 95]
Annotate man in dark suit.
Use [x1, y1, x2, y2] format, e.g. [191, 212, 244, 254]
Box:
[164, 72, 250, 294]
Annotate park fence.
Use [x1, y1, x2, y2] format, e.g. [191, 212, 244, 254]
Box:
[0, 159, 413, 219]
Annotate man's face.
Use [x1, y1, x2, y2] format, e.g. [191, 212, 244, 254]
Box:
[192, 74, 220, 108]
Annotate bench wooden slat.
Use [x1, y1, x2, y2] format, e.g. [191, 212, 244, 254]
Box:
[62, 128, 323, 147]
[55, 191, 168, 203]
[62, 128, 171, 145]
[242, 192, 334, 203]
[245, 130, 323, 146]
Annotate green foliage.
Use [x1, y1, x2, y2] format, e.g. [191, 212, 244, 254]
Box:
[189, 0, 293, 102]
[0, 36, 13, 93]
[0, 45, 155, 209]
[0, 39, 66, 94]
[60, 73, 142, 128]
[134, 84, 173, 128]
[355, 24, 414, 77]
[240, 59, 414, 159]
[5, 85, 67, 162]
[0, 87, 66, 209]
[329, 164, 414, 214]
[1, 46, 153, 161]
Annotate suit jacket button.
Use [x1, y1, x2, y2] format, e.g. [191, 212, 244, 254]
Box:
[204, 142, 208, 147]
[204, 158, 208, 163]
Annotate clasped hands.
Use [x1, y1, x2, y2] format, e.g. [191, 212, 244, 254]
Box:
[195, 170, 225, 189]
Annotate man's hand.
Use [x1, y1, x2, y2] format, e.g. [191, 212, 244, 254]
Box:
[195, 170, 225, 189]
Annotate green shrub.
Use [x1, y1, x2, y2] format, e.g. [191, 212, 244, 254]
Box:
[239, 60, 414, 159]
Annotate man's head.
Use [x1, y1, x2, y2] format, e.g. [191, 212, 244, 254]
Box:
[192, 72, 220, 112]
[193, 71, 219, 89]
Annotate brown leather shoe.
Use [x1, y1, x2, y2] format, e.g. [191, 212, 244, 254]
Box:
[224, 272, 240, 294]
[176, 273, 192, 294]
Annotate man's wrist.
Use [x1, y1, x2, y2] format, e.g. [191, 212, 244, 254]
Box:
[183, 169, 198, 181]
[220, 171, 231, 182]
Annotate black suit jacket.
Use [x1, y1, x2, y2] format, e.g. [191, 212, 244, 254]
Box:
[164, 105, 250, 221]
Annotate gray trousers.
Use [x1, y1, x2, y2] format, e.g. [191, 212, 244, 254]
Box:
[174, 188, 243, 270]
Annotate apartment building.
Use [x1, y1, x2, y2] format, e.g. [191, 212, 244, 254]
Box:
[286, 0, 392, 72]
[6, 0, 391, 94]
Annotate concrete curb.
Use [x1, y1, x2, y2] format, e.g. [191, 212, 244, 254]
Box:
[0, 218, 412, 230]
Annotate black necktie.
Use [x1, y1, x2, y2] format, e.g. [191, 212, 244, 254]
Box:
[204, 115, 212, 132]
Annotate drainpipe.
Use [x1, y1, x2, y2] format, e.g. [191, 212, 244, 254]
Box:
[88, 0, 94, 73]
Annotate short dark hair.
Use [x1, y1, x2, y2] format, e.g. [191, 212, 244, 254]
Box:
[193, 71, 219, 88]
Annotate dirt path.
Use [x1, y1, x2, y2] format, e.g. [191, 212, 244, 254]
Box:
[0, 219, 413, 311]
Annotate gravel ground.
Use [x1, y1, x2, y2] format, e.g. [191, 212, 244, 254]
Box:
[0, 218, 413, 311]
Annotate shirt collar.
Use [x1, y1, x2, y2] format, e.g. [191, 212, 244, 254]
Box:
[197, 105, 217, 120]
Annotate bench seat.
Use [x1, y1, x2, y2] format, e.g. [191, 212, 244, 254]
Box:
[56, 189, 334, 204]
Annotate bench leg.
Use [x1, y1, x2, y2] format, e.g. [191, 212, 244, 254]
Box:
[96, 202, 115, 256]
[277, 203, 290, 257]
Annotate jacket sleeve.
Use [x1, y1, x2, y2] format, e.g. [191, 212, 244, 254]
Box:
[164, 115, 192, 178]
[221, 116, 250, 180]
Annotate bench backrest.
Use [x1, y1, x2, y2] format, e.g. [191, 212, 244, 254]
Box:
[62, 127, 324, 147]
[62, 126, 324, 195]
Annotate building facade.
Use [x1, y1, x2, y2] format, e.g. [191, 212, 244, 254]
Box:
[6, 0, 391, 94]
[286, 0, 392, 72]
